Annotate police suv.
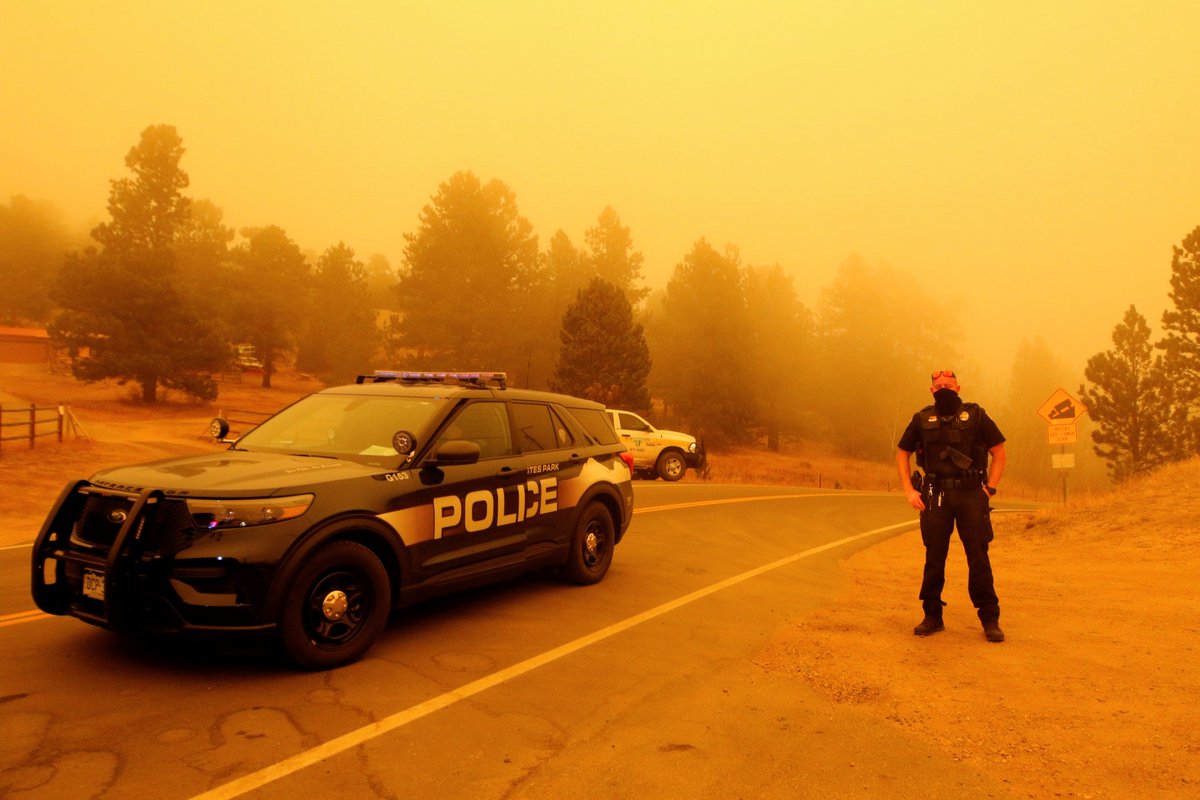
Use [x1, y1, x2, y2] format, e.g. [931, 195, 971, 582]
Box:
[32, 372, 635, 669]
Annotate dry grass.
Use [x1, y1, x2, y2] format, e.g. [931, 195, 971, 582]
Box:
[698, 442, 896, 491]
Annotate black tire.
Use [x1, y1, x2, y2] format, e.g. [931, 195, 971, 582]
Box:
[656, 450, 687, 482]
[277, 541, 391, 670]
[563, 503, 615, 585]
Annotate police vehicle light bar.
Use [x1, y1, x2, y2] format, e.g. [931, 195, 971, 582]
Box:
[358, 370, 508, 389]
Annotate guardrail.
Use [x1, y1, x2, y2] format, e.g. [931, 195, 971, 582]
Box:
[0, 404, 69, 453]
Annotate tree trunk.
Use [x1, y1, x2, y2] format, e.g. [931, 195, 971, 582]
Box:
[261, 350, 273, 389]
[140, 376, 157, 403]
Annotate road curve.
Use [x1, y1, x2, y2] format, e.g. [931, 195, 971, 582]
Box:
[0, 483, 1011, 799]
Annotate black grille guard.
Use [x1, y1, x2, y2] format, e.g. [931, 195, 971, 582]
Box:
[31, 481, 164, 629]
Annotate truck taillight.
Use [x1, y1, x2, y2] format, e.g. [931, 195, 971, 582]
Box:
[619, 452, 635, 472]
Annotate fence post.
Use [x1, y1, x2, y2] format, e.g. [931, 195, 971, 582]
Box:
[58, 404, 65, 443]
[0, 406, 3, 454]
[29, 405, 36, 449]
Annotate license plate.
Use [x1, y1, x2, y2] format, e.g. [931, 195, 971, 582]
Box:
[83, 569, 105, 601]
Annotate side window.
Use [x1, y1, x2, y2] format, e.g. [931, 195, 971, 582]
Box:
[512, 402, 571, 452]
[565, 407, 618, 445]
[618, 412, 652, 432]
[549, 408, 576, 449]
[436, 401, 514, 460]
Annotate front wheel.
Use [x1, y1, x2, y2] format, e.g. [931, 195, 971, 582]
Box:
[656, 450, 687, 481]
[563, 503, 615, 585]
[277, 541, 391, 670]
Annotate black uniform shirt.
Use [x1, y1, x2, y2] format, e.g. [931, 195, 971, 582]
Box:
[897, 403, 1005, 453]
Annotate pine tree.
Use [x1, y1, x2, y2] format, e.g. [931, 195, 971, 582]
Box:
[396, 172, 541, 382]
[296, 243, 378, 384]
[649, 239, 751, 443]
[553, 277, 651, 412]
[1159, 224, 1200, 455]
[583, 207, 648, 306]
[228, 225, 310, 388]
[1079, 305, 1173, 481]
[51, 125, 226, 402]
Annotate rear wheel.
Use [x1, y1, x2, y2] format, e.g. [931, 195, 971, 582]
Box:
[563, 503, 615, 585]
[278, 541, 391, 670]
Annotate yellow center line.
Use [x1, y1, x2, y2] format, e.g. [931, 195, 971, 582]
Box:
[0, 609, 51, 627]
[634, 492, 846, 514]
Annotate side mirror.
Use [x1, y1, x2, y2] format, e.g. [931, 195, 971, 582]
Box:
[427, 439, 481, 466]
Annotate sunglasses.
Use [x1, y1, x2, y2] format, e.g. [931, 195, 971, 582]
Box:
[931, 370, 956, 380]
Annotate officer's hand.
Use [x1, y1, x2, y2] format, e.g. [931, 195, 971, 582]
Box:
[905, 488, 925, 512]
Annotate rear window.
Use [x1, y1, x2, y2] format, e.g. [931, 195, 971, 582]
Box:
[565, 407, 619, 446]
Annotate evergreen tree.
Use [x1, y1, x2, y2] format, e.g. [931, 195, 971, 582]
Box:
[1079, 305, 1174, 481]
[544, 229, 589, 317]
[229, 225, 310, 388]
[175, 198, 235, 348]
[649, 239, 751, 443]
[51, 125, 226, 402]
[396, 171, 541, 382]
[364, 253, 400, 311]
[297, 243, 378, 384]
[583, 206, 648, 306]
[1159, 224, 1200, 453]
[553, 277, 651, 411]
[745, 264, 813, 451]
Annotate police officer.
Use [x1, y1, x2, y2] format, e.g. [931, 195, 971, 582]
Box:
[895, 370, 1007, 642]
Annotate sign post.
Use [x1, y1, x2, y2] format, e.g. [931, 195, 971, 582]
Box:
[1038, 388, 1088, 503]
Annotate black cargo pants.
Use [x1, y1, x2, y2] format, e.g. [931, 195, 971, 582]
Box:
[918, 483, 999, 623]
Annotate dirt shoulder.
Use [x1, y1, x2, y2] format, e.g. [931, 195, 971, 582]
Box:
[758, 459, 1200, 799]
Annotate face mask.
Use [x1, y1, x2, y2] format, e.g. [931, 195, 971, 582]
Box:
[933, 388, 961, 415]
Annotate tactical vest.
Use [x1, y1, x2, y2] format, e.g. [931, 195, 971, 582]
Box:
[915, 402, 988, 476]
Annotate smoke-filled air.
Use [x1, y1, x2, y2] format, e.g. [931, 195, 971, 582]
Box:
[3, 2, 1200, 493]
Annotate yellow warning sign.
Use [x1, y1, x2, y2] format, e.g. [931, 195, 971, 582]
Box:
[1038, 388, 1088, 424]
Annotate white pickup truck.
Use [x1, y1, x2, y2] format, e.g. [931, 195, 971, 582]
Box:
[606, 409, 705, 481]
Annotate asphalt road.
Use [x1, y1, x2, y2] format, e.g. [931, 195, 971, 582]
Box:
[0, 482, 1016, 800]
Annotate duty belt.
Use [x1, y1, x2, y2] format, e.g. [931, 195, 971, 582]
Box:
[925, 471, 985, 490]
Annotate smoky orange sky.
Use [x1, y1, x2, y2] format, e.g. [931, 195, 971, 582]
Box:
[4, 2, 1198, 390]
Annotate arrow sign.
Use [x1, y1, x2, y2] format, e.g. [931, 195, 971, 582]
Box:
[1038, 388, 1088, 424]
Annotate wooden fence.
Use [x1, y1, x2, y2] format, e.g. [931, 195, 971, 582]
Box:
[0, 404, 69, 453]
[215, 408, 273, 438]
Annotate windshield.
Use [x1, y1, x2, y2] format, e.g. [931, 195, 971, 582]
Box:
[235, 393, 445, 464]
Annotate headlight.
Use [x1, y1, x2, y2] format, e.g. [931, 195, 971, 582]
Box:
[187, 494, 314, 529]
[688, 442, 698, 453]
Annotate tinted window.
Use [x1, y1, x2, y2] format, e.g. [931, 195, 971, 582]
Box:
[513, 402, 573, 452]
[549, 408, 576, 448]
[435, 401, 514, 459]
[566, 407, 619, 445]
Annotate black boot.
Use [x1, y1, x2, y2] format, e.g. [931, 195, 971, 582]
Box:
[913, 614, 945, 636]
[979, 604, 1004, 642]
